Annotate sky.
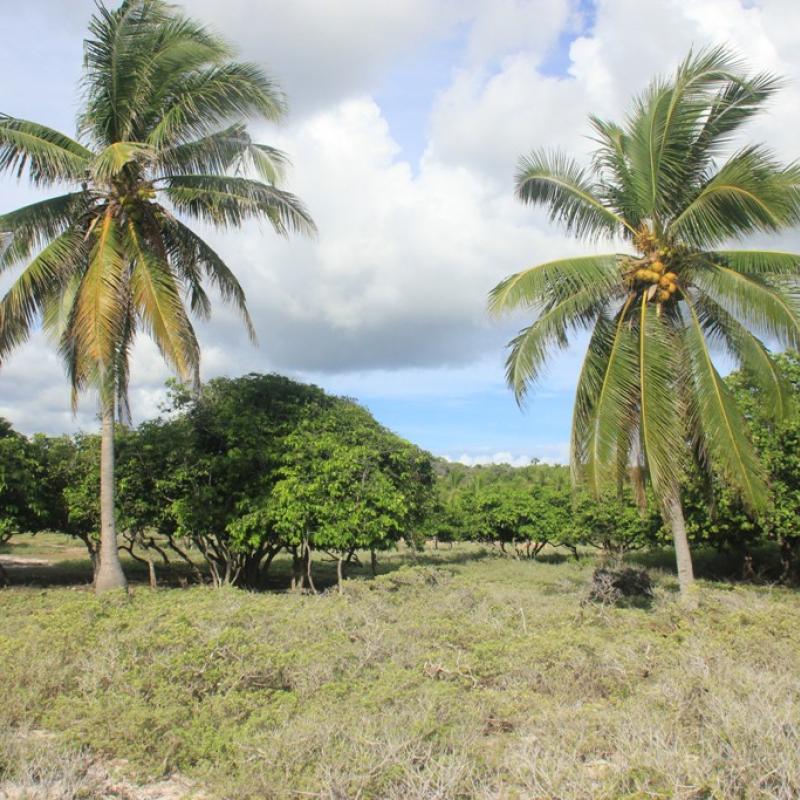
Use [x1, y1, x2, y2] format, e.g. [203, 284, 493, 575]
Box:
[1, 0, 800, 466]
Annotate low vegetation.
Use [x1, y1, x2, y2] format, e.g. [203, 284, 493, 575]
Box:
[2, 549, 799, 799]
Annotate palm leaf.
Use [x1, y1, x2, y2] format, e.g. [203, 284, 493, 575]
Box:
[682, 298, 768, 510]
[693, 293, 792, 419]
[156, 124, 288, 183]
[91, 141, 154, 181]
[0, 230, 85, 360]
[515, 149, 635, 239]
[488, 254, 621, 315]
[709, 249, 800, 276]
[146, 63, 286, 149]
[638, 296, 683, 499]
[162, 174, 315, 234]
[574, 298, 640, 493]
[126, 218, 199, 383]
[503, 283, 610, 402]
[670, 146, 800, 246]
[67, 208, 127, 369]
[691, 258, 800, 349]
[0, 193, 87, 269]
[160, 215, 255, 340]
[588, 116, 641, 228]
[0, 116, 92, 185]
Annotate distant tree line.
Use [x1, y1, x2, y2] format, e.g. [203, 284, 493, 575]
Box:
[2, 356, 800, 588]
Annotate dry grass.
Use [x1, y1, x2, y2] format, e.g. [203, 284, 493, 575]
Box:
[1, 548, 799, 798]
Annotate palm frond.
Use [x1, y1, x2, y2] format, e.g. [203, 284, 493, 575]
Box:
[126, 218, 199, 383]
[682, 298, 768, 510]
[503, 283, 610, 402]
[91, 141, 154, 181]
[0, 116, 92, 185]
[0, 193, 87, 270]
[160, 214, 256, 340]
[113, 297, 137, 423]
[638, 296, 683, 498]
[686, 70, 783, 182]
[573, 298, 640, 493]
[515, 149, 635, 240]
[709, 249, 800, 276]
[155, 124, 289, 183]
[80, 0, 172, 145]
[670, 146, 800, 246]
[624, 46, 750, 222]
[488, 254, 621, 316]
[0, 230, 86, 361]
[162, 174, 315, 234]
[588, 116, 642, 227]
[66, 208, 127, 369]
[693, 293, 792, 420]
[691, 257, 800, 349]
[146, 63, 286, 149]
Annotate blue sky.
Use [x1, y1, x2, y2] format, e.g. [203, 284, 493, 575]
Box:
[1, 0, 799, 465]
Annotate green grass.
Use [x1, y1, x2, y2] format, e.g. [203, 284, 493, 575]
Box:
[2, 548, 799, 799]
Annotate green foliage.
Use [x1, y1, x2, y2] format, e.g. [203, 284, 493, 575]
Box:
[0, 420, 45, 541]
[570, 491, 663, 558]
[682, 351, 800, 578]
[270, 401, 433, 556]
[116, 374, 435, 588]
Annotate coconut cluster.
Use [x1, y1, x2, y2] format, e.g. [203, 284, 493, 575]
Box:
[633, 257, 680, 303]
[626, 226, 682, 305]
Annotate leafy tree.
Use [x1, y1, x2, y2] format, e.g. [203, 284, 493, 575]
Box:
[270, 401, 434, 591]
[115, 374, 433, 590]
[0, 420, 44, 546]
[489, 48, 800, 599]
[721, 352, 800, 579]
[570, 491, 663, 561]
[149, 375, 332, 587]
[0, 1, 314, 592]
[468, 482, 572, 557]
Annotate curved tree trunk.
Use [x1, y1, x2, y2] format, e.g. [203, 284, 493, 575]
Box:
[94, 399, 128, 594]
[665, 493, 695, 602]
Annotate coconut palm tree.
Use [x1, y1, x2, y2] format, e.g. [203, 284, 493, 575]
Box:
[489, 47, 800, 598]
[0, 0, 315, 592]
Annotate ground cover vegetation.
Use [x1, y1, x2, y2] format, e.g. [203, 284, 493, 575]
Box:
[1, 554, 799, 799]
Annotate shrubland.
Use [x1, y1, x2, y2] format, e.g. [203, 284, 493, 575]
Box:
[1, 550, 799, 799]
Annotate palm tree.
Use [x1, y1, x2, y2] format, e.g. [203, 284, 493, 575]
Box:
[0, 0, 315, 592]
[489, 47, 800, 599]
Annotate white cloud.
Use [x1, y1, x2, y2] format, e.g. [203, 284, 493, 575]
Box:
[447, 443, 570, 467]
[2, 0, 800, 448]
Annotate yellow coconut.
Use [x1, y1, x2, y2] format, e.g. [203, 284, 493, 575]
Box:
[667, 283, 679, 294]
[651, 260, 665, 274]
[657, 289, 671, 302]
[663, 272, 678, 282]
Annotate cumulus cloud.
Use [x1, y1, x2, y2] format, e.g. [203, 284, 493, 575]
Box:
[448, 443, 570, 467]
[2, 0, 800, 458]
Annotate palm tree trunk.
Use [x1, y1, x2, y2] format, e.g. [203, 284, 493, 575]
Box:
[664, 492, 695, 602]
[94, 397, 128, 594]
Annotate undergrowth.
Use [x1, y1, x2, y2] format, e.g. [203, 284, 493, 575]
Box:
[1, 552, 798, 798]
